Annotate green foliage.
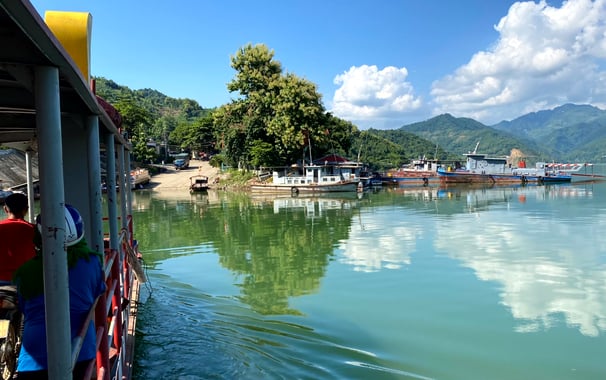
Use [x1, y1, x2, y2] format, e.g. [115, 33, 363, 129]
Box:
[249, 140, 279, 167]
[228, 43, 282, 97]
[224, 169, 255, 185]
[492, 104, 606, 161]
[94, 77, 214, 161]
[209, 154, 224, 168]
[266, 74, 327, 162]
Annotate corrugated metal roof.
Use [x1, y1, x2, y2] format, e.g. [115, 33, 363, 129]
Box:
[0, 149, 38, 188]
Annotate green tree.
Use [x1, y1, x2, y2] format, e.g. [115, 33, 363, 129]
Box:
[266, 73, 327, 163]
[113, 98, 156, 163]
[219, 43, 342, 168]
[212, 102, 249, 167]
[170, 113, 216, 152]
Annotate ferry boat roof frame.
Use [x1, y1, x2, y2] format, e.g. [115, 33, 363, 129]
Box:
[1, 2, 139, 379]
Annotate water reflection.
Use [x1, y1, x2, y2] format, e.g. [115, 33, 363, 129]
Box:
[379, 182, 595, 215]
[429, 184, 606, 337]
[337, 184, 606, 336]
[133, 191, 361, 315]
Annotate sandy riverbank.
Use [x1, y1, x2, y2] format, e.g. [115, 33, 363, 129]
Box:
[146, 161, 222, 191]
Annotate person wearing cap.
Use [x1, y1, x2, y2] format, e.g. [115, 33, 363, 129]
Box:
[0, 193, 35, 285]
[14, 204, 106, 379]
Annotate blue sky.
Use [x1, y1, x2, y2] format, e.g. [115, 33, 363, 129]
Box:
[30, 0, 606, 130]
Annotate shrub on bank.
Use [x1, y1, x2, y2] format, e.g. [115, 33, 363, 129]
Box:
[218, 169, 254, 189]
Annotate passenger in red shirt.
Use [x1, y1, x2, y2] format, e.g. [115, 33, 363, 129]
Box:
[0, 193, 35, 284]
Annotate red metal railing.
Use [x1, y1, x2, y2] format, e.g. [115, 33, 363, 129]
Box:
[72, 215, 137, 380]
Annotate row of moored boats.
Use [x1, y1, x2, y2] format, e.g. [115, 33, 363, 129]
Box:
[248, 150, 604, 194]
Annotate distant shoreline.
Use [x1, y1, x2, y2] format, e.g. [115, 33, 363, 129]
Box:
[146, 161, 222, 191]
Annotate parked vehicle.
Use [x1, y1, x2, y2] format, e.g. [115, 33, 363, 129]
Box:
[174, 153, 190, 170]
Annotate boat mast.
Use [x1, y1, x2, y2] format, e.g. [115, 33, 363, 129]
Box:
[307, 130, 313, 164]
[472, 141, 480, 154]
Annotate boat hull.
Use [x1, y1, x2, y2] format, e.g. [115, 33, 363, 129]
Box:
[381, 168, 439, 185]
[250, 181, 360, 193]
[438, 170, 571, 184]
[130, 168, 151, 189]
[570, 173, 606, 183]
[382, 175, 440, 186]
[189, 175, 209, 193]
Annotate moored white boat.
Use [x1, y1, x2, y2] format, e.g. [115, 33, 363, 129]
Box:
[251, 164, 361, 193]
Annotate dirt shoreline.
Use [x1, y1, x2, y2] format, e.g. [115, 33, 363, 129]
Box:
[146, 161, 222, 191]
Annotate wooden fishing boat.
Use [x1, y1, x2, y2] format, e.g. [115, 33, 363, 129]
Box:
[0, 3, 143, 379]
[189, 175, 209, 192]
[130, 167, 151, 189]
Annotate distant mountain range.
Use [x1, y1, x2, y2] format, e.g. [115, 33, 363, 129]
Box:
[386, 104, 606, 163]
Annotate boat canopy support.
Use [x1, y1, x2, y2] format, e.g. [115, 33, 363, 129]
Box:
[35, 65, 72, 379]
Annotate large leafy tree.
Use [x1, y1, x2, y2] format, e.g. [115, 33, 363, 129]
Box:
[217, 43, 351, 168]
[212, 101, 249, 167]
[219, 44, 282, 167]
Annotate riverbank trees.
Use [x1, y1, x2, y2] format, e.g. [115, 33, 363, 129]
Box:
[213, 44, 356, 169]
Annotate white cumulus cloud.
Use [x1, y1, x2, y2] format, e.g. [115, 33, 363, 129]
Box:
[330, 65, 422, 128]
[431, 0, 606, 124]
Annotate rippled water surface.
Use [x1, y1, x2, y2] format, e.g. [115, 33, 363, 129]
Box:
[131, 179, 606, 379]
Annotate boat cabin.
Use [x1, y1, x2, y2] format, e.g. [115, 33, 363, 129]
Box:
[463, 153, 511, 174]
[272, 164, 350, 185]
[408, 158, 441, 172]
[313, 154, 365, 182]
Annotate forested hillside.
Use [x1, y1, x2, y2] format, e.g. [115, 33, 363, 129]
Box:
[390, 114, 544, 161]
[492, 104, 606, 162]
[95, 77, 214, 164]
[347, 130, 449, 169]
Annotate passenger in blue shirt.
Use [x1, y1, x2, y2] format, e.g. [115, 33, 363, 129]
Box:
[13, 205, 106, 380]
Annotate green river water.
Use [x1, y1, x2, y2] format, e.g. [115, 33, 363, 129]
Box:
[131, 178, 606, 379]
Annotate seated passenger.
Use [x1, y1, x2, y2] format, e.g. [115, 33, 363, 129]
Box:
[14, 205, 106, 380]
[0, 193, 35, 285]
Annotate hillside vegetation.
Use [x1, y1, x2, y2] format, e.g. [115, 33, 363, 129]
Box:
[398, 114, 546, 160]
[492, 104, 606, 162]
